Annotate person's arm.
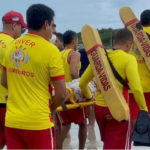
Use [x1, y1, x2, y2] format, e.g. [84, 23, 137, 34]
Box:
[1, 68, 7, 89]
[51, 79, 70, 112]
[1, 49, 8, 89]
[79, 65, 94, 99]
[126, 56, 148, 111]
[69, 51, 80, 79]
[49, 47, 69, 112]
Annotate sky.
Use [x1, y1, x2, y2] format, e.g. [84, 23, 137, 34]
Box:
[0, 0, 150, 33]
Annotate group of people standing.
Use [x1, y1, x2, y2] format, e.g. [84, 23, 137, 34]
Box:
[0, 3, 150, 150]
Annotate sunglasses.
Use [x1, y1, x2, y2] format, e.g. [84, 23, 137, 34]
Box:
[21, 28, 26, 34]
[16, 24, 26, 34]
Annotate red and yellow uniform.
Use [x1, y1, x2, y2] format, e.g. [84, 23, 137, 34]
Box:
[79, 49, 147, 150]
[129, 26, 150, 120]
[143, 26, 150, 35]
[3, 32, 65, 149]
[0, 33, 14, 104]
[56, 49, 88, 125]
[0, 32, 14, 147]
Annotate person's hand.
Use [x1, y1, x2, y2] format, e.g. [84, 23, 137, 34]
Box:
[50, 102, 58, 114]
[51, 111, 56, 116]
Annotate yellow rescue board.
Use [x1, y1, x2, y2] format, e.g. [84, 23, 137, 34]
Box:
[56, 101, 95, 112]
[81, 24, 129, 122]
[120, 6, 150, 72]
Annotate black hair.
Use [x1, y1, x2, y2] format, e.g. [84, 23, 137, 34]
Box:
[115, 28, 133, 45]
[56, 32, 63, 41]
[26, 4, 55, 30]
[140, 10, 150, 26]
[63, 30, 77, 45]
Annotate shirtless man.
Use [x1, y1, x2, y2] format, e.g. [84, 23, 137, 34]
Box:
[56, 30, 88, 149]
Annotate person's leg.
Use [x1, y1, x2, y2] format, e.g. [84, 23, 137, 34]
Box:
[0, 107, 6, 150]
[56, 125, 62, 149]
[61, 124, 71, 142]
[78, 119, 87, 149]
[94, 105, 105, 142]
[87, 105, 96, 142]
[103, 108, 131, 150]
[95, 104, 131, 150]
[87, 105, 95, 130]
[25, 128, 54, 149]
[68, 107, 88, 149]
[0, 126, 4, 150]
[56, 111, 72, 149]
[56, 124, 71, 149]
[87, 128, 96, 141]
[65, 130, 71, 138]
[5, 127, 27, 149]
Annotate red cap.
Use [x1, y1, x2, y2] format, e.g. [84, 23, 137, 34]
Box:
[2, 11, 27, 29]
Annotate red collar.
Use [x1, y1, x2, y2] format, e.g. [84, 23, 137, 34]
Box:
[28, 32, 40, 36]
[0, 32, 12, 38]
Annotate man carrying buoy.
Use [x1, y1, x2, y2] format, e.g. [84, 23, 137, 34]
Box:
[56, 30, 88, 149]
[79, 28, 148, 150]
[129, 9, 150, 132]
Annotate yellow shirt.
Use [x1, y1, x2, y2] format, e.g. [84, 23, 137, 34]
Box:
[143, 26, 150, 34]
[61, 49, 81, 82]
[0, 32, 14, 104]
[79, 50, 147, 111]
[129, 26, 150, 93]
[3, 32, 65, 130]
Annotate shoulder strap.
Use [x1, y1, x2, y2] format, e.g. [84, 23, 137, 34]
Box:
[104, 48, 130, 90]
[146, 32, 150, 40]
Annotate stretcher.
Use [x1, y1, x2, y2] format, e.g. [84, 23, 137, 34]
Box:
[55, 78, 96, 112]
[56, 100, 95, 112]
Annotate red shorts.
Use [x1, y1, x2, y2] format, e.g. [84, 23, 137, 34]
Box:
[0, 107, 6, 147]
[56, 107, 88, 125]
[95, 105, 131, 150]
[129, 93, 150, 120]
[5, 127, 56, 149]
[52, 127, 56, 149]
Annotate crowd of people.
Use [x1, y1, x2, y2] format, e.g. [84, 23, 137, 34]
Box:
[0, 3, 150, 150]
